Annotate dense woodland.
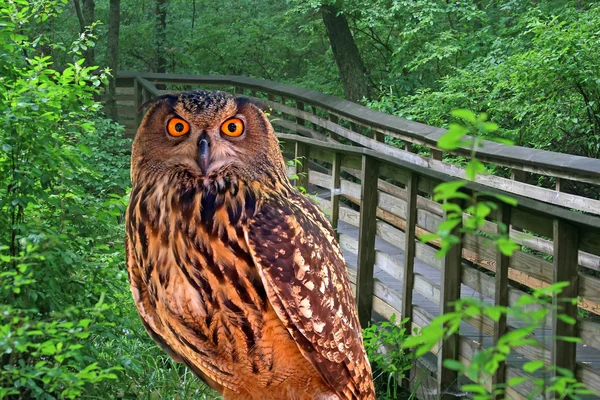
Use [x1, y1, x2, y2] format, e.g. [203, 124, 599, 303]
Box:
[1, 0, 599, 398]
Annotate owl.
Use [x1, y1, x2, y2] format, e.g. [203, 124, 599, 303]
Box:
[125, 90, 375, 400]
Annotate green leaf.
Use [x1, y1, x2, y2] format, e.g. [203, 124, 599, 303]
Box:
[451, 109, 477, 123]
[441, 202, 463, 214]
[461, 384, 487, 394]
[465, 159, 487, 180]
[493, 194, 517, 206]
[438, 123, 470, 150]
[443, 359, 465, 371]
[507, 377, 528, 387]
[523, 360, 545, 373]
[496, 237, 520, 256]
[554, 335, 583, 343]
[419, 233, 440, 243]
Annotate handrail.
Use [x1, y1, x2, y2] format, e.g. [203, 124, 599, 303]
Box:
[118, 71, 600, 185]
[276, 133, 600, 231]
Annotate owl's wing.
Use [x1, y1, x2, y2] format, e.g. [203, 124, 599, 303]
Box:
[243, 192, 375, 400]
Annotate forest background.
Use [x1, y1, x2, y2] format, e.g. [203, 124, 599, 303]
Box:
[1, 0, 599, 398]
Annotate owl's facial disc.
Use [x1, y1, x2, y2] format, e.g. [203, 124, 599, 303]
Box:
[197, 133, 210, 175]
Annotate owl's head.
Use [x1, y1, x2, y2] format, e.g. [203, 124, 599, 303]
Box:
[131, 90, 287, 188]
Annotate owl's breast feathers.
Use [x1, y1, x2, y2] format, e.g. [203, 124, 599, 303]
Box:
[125, 168, 375, 399]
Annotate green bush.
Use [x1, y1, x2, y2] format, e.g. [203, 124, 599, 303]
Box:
[0, 1, 217, 398]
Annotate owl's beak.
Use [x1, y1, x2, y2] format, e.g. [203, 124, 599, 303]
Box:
[198, 134, 210, 175]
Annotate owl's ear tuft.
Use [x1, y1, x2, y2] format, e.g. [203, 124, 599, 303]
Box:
[235, 96, 269, 113]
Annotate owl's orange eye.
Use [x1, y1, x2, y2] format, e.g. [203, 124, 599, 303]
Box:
[220, 118, 244, 137]
[167, 118, 190, 137]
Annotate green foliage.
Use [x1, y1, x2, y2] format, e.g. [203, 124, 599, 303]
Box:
[419, 110, 518, 258]
[367, 1, 600, 165]
[0, 1, 218, 398]
[362, 315, 412, 400]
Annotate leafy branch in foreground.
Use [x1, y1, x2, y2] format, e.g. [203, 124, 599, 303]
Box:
[419, 109, 518, 259]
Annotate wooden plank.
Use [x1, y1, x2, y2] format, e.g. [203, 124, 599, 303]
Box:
[551, 219, 579, 383]
[581, 231, 600, 256]
[331, 152, 341, 235]
[579, 319, 600, 352]
[355, 155, 379, 328]
[438, 200, 463, 399]
[493, 204, 511, 397]
[272, 119, 332, 142]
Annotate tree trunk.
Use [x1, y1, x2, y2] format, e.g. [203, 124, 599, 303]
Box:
[73, 0, 85, 33]
[155, 0, 168, 74]
[73, 0, 95, 65]
[155, 0, 168, 89]
[82, 0, 95, 64]
[321, 4, 370, 102]
[105, 0, 120, 121]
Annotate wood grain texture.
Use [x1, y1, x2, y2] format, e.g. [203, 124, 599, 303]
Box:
[355, 155, 379, 328]
[552, 219, 580, 378]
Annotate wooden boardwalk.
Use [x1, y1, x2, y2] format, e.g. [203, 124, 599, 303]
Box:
[335, 215, 600, 398]
[113, 72, 600, 399]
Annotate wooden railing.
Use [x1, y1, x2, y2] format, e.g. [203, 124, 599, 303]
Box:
[113, 72, 600, 399]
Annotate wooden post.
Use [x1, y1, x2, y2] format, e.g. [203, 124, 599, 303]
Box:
[331, 152, 342, 237]
[511, 168, 528, 183]
[141, 87, 150, 104]
[431, 148, 443, 161]
[405, 142, 413, 153]
[134, 79, 143, 127]
[296, 101, 306, 127]
[401, 172, 418, 323]
[438, 201, 463, 399]
[294, 142, 309, 190]
[492, 203, 511, 398]
[551, 219, 579, 389]
[311, 105, 319, 132]
[401, 172, 418, 389]
[235, 86, 244, 95]
[373, 130, 385, 143]
[356, 155, 379, 328]
[328, 113, 342, 142]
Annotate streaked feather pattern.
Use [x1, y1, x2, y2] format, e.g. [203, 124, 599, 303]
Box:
[125, 90, 375, 400]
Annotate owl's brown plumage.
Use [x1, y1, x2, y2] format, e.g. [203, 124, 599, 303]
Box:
[125, 90, 375, 399]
